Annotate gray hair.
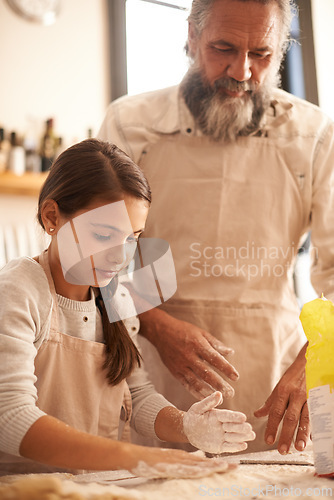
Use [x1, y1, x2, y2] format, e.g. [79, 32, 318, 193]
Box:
[187, 0, 297, 60]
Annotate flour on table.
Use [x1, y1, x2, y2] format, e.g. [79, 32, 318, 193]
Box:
[132, 452, 232, 479]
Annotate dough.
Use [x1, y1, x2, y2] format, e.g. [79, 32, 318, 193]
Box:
[0, 475, 144, 500]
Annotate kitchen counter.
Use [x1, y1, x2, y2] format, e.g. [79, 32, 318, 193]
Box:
[0, 447, 332, 499]
[0, 172, 48, 197]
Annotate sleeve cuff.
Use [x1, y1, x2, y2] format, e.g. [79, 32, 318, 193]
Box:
[0, 405, 46, 457]
[131, 394, 174, 439]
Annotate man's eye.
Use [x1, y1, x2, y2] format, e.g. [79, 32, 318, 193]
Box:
[214, 47, 233, 54]
[93, 233, 111, 241]
[251, 52, 271, 59]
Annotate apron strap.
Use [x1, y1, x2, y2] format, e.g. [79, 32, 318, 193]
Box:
[39, 249, 59, 333]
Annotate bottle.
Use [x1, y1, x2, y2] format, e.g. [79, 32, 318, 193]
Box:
[55, 136, 65, 159]
[24, 136, 41, 173]
[8, 131, 25, 176]
[40, 118, 57, 172]
[299, 295, 334, 477]
[0, 128, 10, 173]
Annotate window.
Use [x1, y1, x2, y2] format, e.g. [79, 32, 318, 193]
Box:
[280, 0, 318, 105]
[126, 0, 190, 95]
[108, 0, 191, 100]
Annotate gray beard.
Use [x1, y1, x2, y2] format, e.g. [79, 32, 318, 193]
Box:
[181, 65, 280, 142]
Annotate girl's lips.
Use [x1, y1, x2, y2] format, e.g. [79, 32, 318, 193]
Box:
[95, 269, 117, 279]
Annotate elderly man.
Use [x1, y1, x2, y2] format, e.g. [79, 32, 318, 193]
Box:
[98, 0, 334, 453]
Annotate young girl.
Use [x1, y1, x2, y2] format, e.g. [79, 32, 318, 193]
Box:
[0, 139, 254, 476]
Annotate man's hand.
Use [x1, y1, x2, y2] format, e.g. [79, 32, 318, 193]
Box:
[139, 308, 239, 400]
[254, 343, 310, 454]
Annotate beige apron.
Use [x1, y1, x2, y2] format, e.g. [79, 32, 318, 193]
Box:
[0, 250, 132, 474]
[135, 132, 306, 452]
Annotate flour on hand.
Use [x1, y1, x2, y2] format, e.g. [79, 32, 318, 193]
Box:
[183, 391, 256, 454]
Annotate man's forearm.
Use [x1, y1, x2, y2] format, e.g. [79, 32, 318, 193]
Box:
[296, 342, 308, 362]
[138, 307, 172, 345]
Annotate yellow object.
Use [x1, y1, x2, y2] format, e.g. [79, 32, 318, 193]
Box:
[299, 295, 334, 395]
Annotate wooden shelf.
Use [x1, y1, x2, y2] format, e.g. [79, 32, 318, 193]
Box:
[0, 172, 48, 197]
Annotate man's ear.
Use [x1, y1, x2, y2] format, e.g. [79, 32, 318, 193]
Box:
[188, 21, 198, 59]
[40, 199, 61, 235]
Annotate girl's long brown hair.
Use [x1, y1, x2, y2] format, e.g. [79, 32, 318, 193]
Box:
[37, 139, 151, 385]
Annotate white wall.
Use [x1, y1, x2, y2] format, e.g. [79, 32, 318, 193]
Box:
[311, 0, 334, 120]
[0, 0, 110, 147]
[1, 0, 333, 143]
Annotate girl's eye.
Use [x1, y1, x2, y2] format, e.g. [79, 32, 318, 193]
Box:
[92, 231, 140, 243]
[93, 233, 111, 241]
[126, 235, 138, 243]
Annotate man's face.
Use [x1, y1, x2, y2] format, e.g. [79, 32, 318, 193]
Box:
[188, 0, 282, 93]
[183, 0, 283, 141]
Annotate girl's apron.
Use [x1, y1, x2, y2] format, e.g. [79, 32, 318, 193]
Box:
[0, 250, 132, 474]
[135, 130, 307, 451]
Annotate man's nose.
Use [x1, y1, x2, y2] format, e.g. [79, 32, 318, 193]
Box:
[226, 53, 252, 82]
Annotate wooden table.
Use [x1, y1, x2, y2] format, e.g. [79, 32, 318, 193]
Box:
[0, 448, 332, 499]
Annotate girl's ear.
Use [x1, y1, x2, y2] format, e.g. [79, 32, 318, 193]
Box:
[41, 199, 61, 235]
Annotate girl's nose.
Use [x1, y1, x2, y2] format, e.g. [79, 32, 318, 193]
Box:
[106, 243, 127, 267]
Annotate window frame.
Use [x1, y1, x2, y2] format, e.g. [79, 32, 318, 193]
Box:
[107, 0, 128, 101]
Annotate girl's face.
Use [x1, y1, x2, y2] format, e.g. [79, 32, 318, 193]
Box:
[56, 195, 149, 287]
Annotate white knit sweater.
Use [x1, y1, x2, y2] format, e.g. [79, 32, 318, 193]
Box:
[0, 256, 171, 457]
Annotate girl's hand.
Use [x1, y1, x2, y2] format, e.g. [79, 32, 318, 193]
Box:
[183, 391, 256, 454]
[129, 446, 234, 479]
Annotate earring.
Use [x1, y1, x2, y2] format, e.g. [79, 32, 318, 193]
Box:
[49, 227, 55, 233]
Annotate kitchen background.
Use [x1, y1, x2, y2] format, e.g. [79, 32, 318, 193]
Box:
[0, 0, 333, 303]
